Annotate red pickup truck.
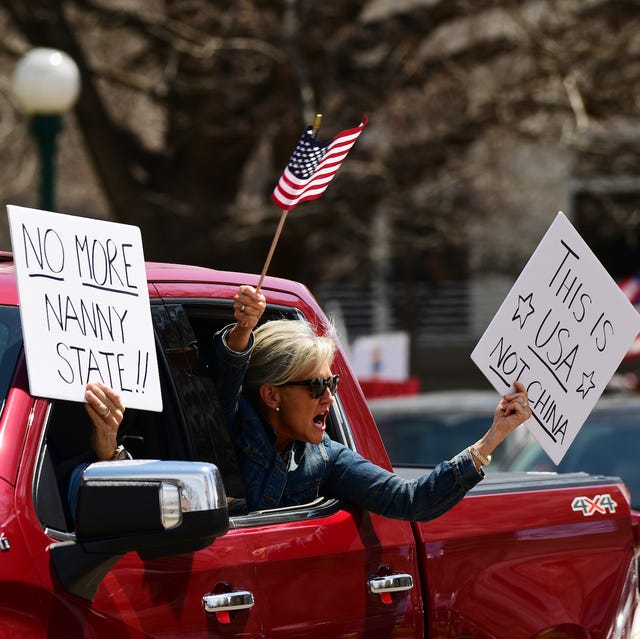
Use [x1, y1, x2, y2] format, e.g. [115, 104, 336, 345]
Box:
[0, 252, 638, 638]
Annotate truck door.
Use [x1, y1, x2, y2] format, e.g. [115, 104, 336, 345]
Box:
[19, 305, 263, 638]
[153, 289, 424, 637]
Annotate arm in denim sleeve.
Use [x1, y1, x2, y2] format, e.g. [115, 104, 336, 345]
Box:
[209, 324, 290, 511]
[209, 324, 253, 430]
[322, 444, 483, 522]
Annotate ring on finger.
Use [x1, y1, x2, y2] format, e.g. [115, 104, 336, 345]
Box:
[102, 406, 111, 418]
[240, 305, 246, 313]
[522, 400, 528, 408]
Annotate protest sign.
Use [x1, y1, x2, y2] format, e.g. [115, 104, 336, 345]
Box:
[352, 332, 410, 382]
[7, 205, 162, 411]
[471, 211, 640, 464]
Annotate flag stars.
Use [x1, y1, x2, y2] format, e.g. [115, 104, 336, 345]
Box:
[288, 135, 327, 179]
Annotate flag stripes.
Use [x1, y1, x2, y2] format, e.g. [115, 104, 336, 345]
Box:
[271, 117, 367, 211]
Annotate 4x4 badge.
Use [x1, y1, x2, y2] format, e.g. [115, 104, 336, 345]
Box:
[571, 494, 617, 516]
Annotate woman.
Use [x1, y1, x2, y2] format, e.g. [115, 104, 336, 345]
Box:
[208, 284, 532, 519]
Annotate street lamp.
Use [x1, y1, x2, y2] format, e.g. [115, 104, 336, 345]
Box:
[11, 48, 80, 211]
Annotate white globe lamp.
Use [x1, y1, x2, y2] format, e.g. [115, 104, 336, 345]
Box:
[11, 48, 81, 210]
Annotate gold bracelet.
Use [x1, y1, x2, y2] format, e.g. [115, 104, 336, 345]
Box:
[469, 446, 492, 467]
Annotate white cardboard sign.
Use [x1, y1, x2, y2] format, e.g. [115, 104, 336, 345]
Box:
[8, 205, 162, 411]
[471, 211, 640, 464]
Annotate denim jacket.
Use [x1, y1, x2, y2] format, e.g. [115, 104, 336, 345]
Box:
[210, 325, 484, 521]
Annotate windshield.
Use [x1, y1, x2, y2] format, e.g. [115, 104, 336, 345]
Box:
[0, 306, 22, 409]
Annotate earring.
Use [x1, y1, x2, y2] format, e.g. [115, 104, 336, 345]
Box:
[275, 406, 280, 412]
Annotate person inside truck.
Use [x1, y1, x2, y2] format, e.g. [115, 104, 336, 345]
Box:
[70, 284, 531, 521]
[63, 381, 127, 517]
[205, 284, 532, 519]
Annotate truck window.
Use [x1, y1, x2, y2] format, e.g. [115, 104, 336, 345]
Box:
[0, 306, 23, 411]
[151, 302, 245, 501]
[154, 300, 350, 519]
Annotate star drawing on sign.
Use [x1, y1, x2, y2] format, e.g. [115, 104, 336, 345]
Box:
[512, 292, 535, 329]
[576, 370, 596, 399]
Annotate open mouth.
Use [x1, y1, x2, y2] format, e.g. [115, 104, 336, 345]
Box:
[313, 412, 327, 431]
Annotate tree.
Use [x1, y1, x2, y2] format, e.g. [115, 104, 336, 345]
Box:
[0, 0, 638, 295]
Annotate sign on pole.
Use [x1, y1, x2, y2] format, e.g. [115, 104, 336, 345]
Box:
[8, 205, 162, 411]
[471, 211, 640, 464]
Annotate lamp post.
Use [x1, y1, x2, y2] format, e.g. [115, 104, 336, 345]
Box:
[11, 48, 80, 211]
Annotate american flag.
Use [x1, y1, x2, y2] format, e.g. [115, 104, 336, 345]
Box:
[271, 117, 368, 211]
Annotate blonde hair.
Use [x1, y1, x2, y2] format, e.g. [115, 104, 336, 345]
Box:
[244, 319, 337, 395]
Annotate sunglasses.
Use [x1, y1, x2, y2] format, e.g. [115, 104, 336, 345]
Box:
[280, 374, 340, 399]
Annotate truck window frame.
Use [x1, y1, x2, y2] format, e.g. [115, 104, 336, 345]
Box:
[157, 298, 354, 527]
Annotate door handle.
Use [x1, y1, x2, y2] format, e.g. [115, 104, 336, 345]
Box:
[368, 573, 414, 604]
[203, 589, 255, 624]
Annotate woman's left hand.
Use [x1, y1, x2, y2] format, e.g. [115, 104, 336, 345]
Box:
[84, 381, 125, 461]
[492, 381, 532, 439]
[471, 381, 532, 466]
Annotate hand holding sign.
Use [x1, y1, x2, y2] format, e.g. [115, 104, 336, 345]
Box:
[7, 205, 162, 411]
[84, 381, 126, 460]
[470, 381, 533, 465]
[472, 212, 640, 464]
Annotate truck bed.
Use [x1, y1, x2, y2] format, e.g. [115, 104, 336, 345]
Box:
[394, 465, 626, 494]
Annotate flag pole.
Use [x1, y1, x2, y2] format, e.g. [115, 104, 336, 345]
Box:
[256, 114, 323, 293]
[256, 209, 288, 292]
[312, 113, 322, 137]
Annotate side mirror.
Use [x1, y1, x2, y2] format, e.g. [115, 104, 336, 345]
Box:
[50, 460, 229, 600]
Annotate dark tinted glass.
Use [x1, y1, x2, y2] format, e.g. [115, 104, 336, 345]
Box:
[0, 306, 22, 406]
